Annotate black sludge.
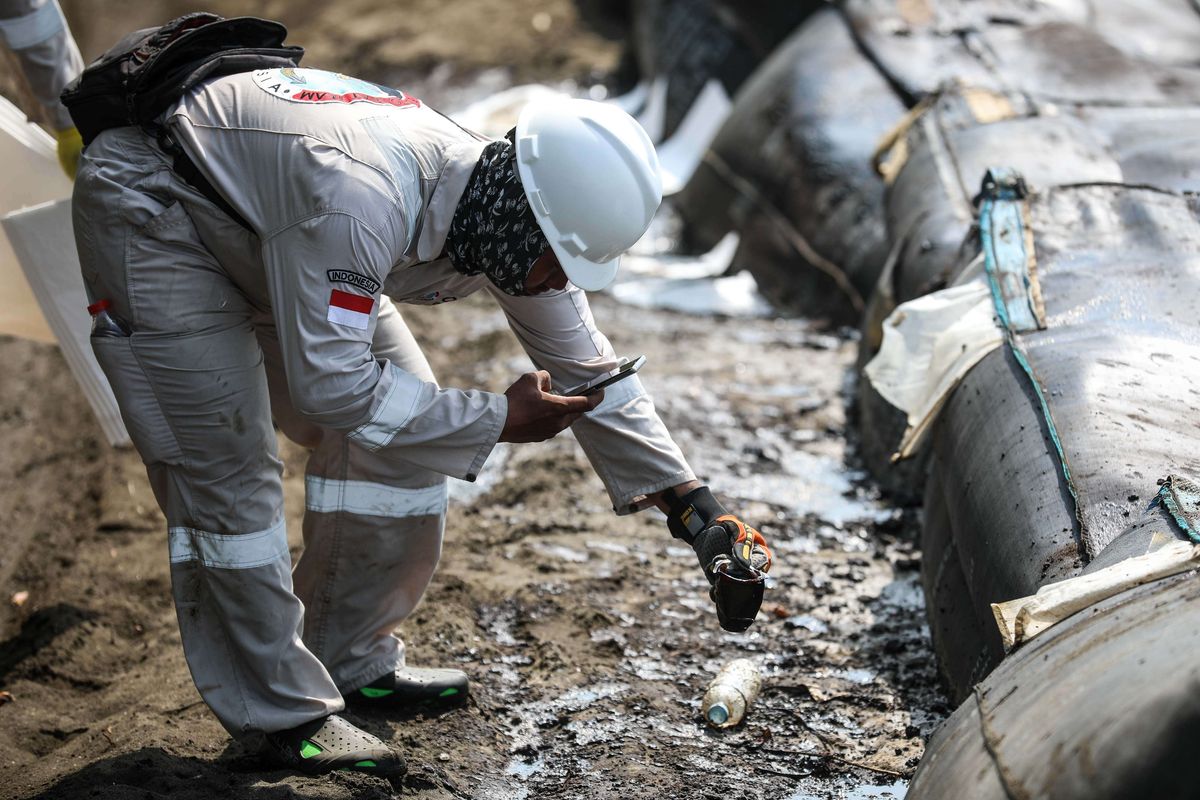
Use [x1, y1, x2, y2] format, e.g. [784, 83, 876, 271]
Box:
[674, 7, 904, 325]
[629, 0, 818, 142]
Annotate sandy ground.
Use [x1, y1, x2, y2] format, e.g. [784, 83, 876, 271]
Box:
[0, 3, 947, 798]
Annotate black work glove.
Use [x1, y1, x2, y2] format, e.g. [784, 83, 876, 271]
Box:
[665, 486, 773, 632]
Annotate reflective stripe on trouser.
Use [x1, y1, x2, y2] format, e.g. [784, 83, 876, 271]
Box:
[262, 299, 448, 693]
[73, 128, 342, 737]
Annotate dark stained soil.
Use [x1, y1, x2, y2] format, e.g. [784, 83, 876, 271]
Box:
[0, 292, 946, 800]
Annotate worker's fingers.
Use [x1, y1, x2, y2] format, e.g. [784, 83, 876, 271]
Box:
[555, 392, 599, 414]
[532, 412, 584, 441]
[501, 371, 600, 443]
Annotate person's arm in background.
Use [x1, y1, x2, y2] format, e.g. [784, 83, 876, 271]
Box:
[0, 0, 83, 176]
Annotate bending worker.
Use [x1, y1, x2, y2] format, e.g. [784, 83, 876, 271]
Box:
[72, 58, 772, 774]
[0, 0, 82, 175]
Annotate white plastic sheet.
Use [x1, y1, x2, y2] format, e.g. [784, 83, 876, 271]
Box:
[450, 83, 571, 138]
[0, 96, 129, 447]
[863, 272, 1004, 459]
[634, 75, 668, 143]
[2, 200, 129, 446]
[657, 79, 732, 196]
[0, 95, 69, 342]
[608, 232, 771, 318]
[449, 74, 728, 197]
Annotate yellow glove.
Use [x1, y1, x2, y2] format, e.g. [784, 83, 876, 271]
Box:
[55, 126, 82, 179]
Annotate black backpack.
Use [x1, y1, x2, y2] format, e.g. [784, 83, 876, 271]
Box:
[62, 13, 302, 146]
[61, 13, 303, 229]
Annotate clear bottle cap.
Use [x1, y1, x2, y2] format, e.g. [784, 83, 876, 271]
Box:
[706, 703, 730, 725]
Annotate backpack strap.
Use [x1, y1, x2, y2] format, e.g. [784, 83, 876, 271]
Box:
[153, 126, 253, 232]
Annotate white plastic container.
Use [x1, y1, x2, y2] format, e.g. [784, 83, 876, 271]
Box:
[0, 96, 129, 447]
[701, 658, 762, 728]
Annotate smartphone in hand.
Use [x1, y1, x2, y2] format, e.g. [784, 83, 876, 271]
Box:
[562, 355, 646, 396]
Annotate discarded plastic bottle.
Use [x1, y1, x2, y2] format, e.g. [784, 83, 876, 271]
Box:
[701, 658, 762, 728]
[88, 299, 131, 337]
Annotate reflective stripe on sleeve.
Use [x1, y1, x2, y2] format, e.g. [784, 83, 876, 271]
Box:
[305, 475, 448, 518]
[168, 517, 289, 570]
[347, 362, 425, 451]
[0, 0, 64, 49]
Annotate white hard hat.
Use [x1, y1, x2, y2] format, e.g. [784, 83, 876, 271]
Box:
[514, 99, 663, 291]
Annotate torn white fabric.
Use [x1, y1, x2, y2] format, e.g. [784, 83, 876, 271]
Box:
[992, 539, 1200, 652]
[863, 276, 1003, 460]
[450, 83, 571, 139]
[658, 79, 732, 196]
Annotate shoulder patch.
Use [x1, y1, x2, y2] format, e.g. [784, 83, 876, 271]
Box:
[327, 269, 381, 295]
[252, 68, 421, 109]
[327, 289, 374, 330]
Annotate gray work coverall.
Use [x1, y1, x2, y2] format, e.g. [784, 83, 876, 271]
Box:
[73, 67, 696, 738]
[0, 0, 81, 129]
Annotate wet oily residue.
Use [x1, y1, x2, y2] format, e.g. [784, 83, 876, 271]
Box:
[388, 291, 948, 799]
[0, 283, 946, 800]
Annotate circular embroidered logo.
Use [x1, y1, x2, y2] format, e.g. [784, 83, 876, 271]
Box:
[252, 68, 421, 109]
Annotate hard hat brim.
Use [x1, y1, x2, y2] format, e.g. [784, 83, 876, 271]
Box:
[553, 246, 620, 292]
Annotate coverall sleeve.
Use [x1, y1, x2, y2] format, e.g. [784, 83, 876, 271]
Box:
[0, 0, 82, 131]
[488, 284, 697, 514]
[262, 212, 506, 481]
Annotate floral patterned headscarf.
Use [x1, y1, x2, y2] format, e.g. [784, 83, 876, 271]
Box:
[445, 129, 550, 296]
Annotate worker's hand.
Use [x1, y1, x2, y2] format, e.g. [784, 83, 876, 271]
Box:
[665, 486, 773, 633]
[56, 126, 82, 179]
[500, 370, 602, 443]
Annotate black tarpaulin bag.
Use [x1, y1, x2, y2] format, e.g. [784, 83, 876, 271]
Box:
[61, 12, 302, 146]
[60, 13, 303, 230]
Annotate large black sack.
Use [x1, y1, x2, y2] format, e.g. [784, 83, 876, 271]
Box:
[866, 18, 1200, 318]
[62, 13, 302, 147]
[673, 2, 1200, 328]
[629, 0, 818, 141]
[855, 88, 1120, 499]
[920, 181, 1200, 697]
[677, 2, 1200, 326]
[673, 7, 905, 325]
[842, 0, 1200, 104]
[857, 85, 1200, 498]
[909, 570, 1200, 800]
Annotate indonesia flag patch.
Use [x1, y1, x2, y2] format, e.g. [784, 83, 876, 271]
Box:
[327, 289, 374, 330]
